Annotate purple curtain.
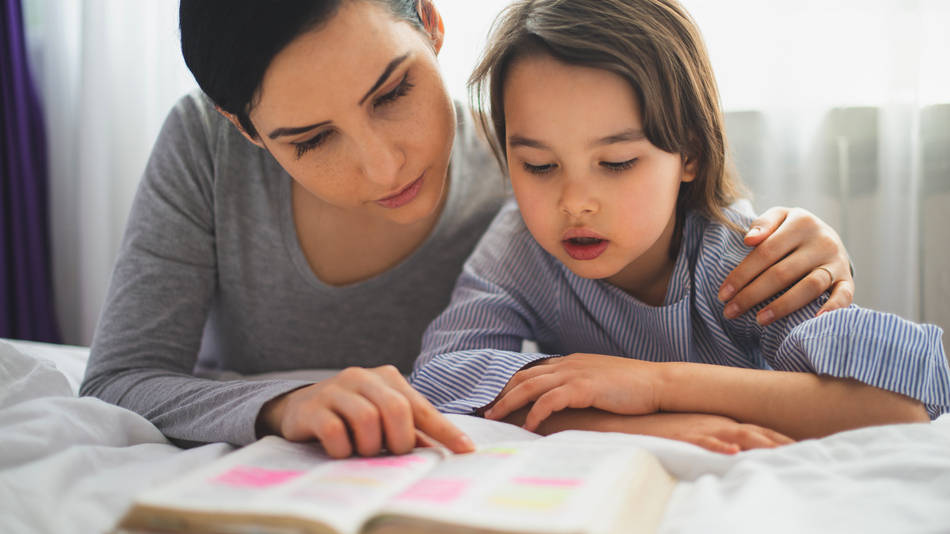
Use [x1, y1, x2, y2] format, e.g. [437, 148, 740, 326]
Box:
[1, 0, 60, 342]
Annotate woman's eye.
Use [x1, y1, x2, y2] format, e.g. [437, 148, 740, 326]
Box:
[293, 130, 333, 159]
[373, 73, 414, 108]
[522, 162, 557, 175]
[600, 158, 638, 172]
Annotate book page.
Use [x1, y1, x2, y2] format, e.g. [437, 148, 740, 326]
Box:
[444, 414, 541, 445]
[122, 436, 444, 534]
[366, 438, 674, 534]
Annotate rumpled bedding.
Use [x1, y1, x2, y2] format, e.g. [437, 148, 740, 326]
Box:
[1, 339, 948, 533]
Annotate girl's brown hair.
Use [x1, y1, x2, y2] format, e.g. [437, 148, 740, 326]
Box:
[469, 0, 745, 232]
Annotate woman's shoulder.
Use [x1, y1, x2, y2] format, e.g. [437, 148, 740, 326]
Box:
[157, 90, 249, 152]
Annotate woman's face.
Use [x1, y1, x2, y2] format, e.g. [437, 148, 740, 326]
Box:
[247, 0, 455, 226]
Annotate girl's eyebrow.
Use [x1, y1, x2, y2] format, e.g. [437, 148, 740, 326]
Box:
[508, 134, 548, 150]
[591, 128, 646, 147]
[508, 129, 646, 150]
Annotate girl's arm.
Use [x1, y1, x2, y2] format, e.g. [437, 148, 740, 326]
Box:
[653, 363, 929, 440]
[487, 307, 949, 439]
[486, 215, 949, 438]
[410, 203, 562, 413]
[504, 407, 793, 454]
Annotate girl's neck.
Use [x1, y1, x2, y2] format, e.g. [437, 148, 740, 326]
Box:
[605, 211, 680, 306]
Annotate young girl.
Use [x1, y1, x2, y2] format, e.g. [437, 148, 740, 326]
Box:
[411, 0, 950, 453]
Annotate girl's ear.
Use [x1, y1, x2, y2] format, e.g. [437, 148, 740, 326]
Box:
[416, 0, 445, 54]
[215, 106, 266, 149]
[682, 154, 698, 183]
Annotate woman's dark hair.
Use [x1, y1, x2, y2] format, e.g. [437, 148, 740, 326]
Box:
[469, 0, 745, 235]
[180, 0, 424, 139]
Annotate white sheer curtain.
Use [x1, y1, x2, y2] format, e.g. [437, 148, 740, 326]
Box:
[23, 0, 950, 344]
[24, 0, 195, 344]
[682, 0, 950, 332]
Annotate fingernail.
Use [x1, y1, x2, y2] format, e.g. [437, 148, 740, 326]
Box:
[455, 435, 475, 452]
[483, 408, 494, 419]
[724, 303, 739, 319]
[757, 309, 774, 325]
[746, 226, 761, 238]
[718, 284, 736, 302]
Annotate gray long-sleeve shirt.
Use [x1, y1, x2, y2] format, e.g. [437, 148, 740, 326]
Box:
[80, 92, 508, 447]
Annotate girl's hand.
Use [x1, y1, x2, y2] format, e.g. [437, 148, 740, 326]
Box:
[718, 206, 855, 326]
[483, 354, 662, 431]
[628, 412, 795, 454]
[257, 365, 475, 458]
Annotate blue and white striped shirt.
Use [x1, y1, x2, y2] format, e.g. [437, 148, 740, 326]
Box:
[411, 200, 950, 419]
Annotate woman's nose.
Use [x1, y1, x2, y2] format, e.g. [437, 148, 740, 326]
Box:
[357, 127, 405, 187]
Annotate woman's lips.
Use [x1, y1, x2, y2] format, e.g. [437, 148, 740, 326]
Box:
[375, 174, 424, 209]
[561, 228, 608, 260]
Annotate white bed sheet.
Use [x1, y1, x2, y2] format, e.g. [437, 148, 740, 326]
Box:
[1, 339, 948, 534]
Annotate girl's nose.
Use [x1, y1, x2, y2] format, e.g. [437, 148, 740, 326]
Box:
[558, 178, 598, 217]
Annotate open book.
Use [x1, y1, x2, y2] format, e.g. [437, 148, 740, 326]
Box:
[114, 415, 676, 534]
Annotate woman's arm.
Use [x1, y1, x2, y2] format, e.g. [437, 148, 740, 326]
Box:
[80, 95, 306, 447]
[720, 207, 854, 325]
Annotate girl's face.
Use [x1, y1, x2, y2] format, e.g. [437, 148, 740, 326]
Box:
[246, 0, 455, 226]
[504, 54, 695, 297]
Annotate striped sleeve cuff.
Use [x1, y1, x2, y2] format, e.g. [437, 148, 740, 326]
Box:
[410, 351, 553, 414]
[776, 307, 950, 419]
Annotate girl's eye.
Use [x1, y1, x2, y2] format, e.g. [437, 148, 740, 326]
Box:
[523, 162, 557, 175]
[293, 130, 334, 159]
[373, 73, 414, 108]
[601, 158, 638, 172]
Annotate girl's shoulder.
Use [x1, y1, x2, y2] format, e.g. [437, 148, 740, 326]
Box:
[683, 207, 755, 275]
[466, 199, 559, 275]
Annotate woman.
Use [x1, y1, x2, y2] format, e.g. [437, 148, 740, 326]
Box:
[81, 0, 854, 458]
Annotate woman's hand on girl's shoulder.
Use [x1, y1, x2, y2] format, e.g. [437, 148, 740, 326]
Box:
[257, 365, 475, 459]
[718, 206, 855, 325]
[483, 354, 664, 431]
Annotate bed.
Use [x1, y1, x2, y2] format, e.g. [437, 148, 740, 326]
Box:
[2, 338, 949, 533]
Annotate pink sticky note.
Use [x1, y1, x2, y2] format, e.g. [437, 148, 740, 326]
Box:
[212, 466, 304, 488]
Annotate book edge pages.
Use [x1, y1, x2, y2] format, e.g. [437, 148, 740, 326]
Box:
[115, 503, 337, 534]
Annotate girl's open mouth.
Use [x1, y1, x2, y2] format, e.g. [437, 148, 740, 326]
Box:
[562, 236, 609, 260]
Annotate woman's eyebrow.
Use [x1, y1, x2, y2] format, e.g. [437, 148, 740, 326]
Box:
[267, 52, 413, 140]
[358, 52, 411, 105]
[268, 120, 331, 140]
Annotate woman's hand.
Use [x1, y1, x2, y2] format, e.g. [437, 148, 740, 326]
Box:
[257, 365, 475, 459]
[623, 412, 794, 454]
[718, 206, 855, 325]
[483, 354, 662, 431]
